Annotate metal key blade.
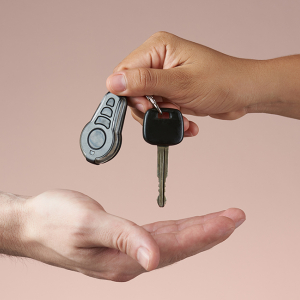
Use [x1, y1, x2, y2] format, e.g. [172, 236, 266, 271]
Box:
[157, 146, 169, 207]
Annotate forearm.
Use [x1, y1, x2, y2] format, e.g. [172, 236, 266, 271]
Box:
[0, 192, 28, 257]
[247, 55, 300, 118]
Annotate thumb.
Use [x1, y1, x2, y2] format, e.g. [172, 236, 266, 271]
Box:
[92, 212, 160, 271]
[106, 68, 185, 98]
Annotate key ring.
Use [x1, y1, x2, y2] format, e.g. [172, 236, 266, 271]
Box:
[145, 95, 162, 114]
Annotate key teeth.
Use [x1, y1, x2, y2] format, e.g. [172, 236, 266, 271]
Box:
[157, 181, 166, 191]
[157, 146, 168, 208]
[157, 180, 167, 207]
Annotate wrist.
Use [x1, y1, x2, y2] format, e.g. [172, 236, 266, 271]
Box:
[228, 58, 275, 112]
[244, 56, 300, 118]
[0, 192, 31, 257]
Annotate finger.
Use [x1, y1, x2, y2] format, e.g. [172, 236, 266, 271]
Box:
[113, 31, 182, 72]
[184, 121, 199, 137]
[133, 112, 190, 135]
[128, 95, 167, 113]
[113, 32, 168, 72]
[131, 107, 198, 138]
[88, 211, 160, 271]
[127, 96, 154, 114]
[209, 109, 246, 120]
[143, 208, 245, 234]
[129, 95, 207, 118]
[155, 216, 236, 268]
[131, 108, 144, 125]
[130, 101, 195, 134]
[131, 108, 199, 139]
[128, 95, 167, 121]
[130, 107, 145, 122]
[165, 208, 245, 234]
[92, 209, 244, 280]
[128, 96, 209, 118]
[143, 210, 225, 233]
[106, 67, 187, 99]
[219, 208, 246, 228]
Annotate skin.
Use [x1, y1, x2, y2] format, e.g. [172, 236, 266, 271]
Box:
[7, 31, 300, 282]
[106, 31, 300, 137]
[0, 190, 245, 282]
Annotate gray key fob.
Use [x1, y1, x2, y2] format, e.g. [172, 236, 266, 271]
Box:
[80, 92, 127, 164]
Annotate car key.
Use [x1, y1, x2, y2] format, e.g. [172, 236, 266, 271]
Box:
[143, 108, 184, 207]
[80, 92, 127, 164]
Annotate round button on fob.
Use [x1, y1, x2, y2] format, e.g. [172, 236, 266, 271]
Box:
[80, 92, 127, 164]
[88, 129, 106, 150]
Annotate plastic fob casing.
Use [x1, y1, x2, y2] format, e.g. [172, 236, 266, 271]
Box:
[80, 92, 127, 164]
[143, 108, 184, 146]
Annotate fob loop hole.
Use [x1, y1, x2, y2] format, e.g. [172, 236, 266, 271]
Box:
[157, 112, 170, 119]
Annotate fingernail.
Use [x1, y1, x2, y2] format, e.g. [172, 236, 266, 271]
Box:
[136, 104, 145, 113]
[137, 247, 150, 270]
[109, 74, 126, 92]
[235, 218, 246, 228]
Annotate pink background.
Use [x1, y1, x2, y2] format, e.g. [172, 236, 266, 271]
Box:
[1, 0, 300, 299]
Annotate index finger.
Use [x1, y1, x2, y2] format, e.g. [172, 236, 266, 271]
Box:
[113, 31, 183, 72]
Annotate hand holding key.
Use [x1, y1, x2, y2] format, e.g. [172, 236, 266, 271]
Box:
[106, 31, 300, 131]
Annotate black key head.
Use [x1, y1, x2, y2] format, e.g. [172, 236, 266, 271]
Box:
[143, 108, 184, 146]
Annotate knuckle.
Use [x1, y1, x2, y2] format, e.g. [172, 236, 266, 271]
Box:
[136, 68, 155, 90]
[112, 221, 138, 254]
[151, 31, 173, 41]
[115, 232, 127, 253]
[75, 210, 94, 229]
[113, 62, 125, 73]
[114, 226, 131, 254]
[70, 210, 95, 242]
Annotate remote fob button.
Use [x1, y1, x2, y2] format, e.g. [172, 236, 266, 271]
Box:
[106, 98, 115, 107]
[101, 107, 113, 117]
[95, 116, 110, 129]
[88, 129, 106, 150]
